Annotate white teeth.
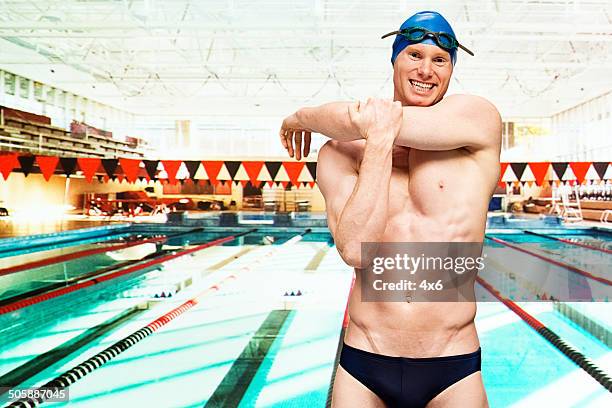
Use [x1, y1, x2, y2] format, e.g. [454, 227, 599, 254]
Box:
[410, 80, 434, 90]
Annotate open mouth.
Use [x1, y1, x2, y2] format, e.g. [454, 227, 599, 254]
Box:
[409, 79, 436, 93]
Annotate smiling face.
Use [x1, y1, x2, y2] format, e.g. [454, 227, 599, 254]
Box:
[393, 43, 453, 107]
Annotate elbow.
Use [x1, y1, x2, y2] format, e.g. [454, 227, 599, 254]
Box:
[337, 241, 364, 269]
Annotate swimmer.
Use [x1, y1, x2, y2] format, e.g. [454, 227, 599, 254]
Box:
[279, 11, 501, 408]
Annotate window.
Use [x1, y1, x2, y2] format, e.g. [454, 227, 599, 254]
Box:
[19, 77, 30, 99]
[4, 72, 15, 95]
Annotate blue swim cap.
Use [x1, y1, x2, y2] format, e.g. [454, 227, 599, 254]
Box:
[391, 11, 458, 65]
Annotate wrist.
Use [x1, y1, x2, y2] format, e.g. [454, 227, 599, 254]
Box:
[365, 137, 394, 157]
[295, 108, 310, 130]
[365, 133, 396, 149]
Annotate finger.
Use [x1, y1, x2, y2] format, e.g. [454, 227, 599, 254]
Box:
[279, 126, 288, 150]
[287, 130, 295, 157]
[303, 131, 311, 158]
[294, 130, 303, 161]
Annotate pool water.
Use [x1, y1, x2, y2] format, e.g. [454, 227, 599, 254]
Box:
[0, 223, 610, 407]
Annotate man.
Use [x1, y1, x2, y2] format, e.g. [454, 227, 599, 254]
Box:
[279, 11, 501, 408]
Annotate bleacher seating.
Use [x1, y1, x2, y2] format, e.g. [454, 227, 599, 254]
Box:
[0, 107, 146, 158]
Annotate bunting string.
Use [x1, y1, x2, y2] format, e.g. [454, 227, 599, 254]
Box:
[0, 154, 610, 189]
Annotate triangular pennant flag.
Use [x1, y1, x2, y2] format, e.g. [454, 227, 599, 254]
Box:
[498, 163, 509, 188]
[274, 164, 290, 182]
[281, 181, 289, 189]
[143, 160, 159, 181]
[77, 158, 100, 182]
[561, 165, 576, 181]
[184, 161, 201, 180]
[175, 162, 189, 181]
[36, 156, 59, 181]
[216, 163, 232, 182]
[59, 157, 77, 177]
[302, 182, 308, 187]
[119, 158, 141, 183]
[97, 175, 105, 183]
[282, 162, 305, 186]
[265, 162, 282, 181]
[520, 165, 536, 182]
[308, 181, 316, 188]
[193, 164, 208, 180]
[584, 164, 600, 181]
[257, 164, 272, 182]
[509, 163, 527, 181]
[224, 161, 242, 181]
[603, 164, 612, 181]
[161, 160, 182, 184]
[0, 153, 19, 180]
[526, 181, 534, 187]
[101, 159, 119, 178]
[501, 163, 518, 182]
[551, 162, 568, 181]
[569, 162, 591, 184]
[243, 161, 264, 185]
[297, 164, 314, 182]
[592, 162, 609, 180]
[528, 162, 550, 186]
[116, 174, 125, 183]
[232, 163, 249, 182]
[267, 181, 275, 187]
[17, 155, 35, 177]
[202, 161, 224, 185]
[240, 180, 249, 187]
[306, 162, 317, 181]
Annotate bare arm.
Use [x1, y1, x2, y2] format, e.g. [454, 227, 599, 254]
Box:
[316, 99, 401, 268]
[318, 141, 393, 267]
[280, 94, 501, 157]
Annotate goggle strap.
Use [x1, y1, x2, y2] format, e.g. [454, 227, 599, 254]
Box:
[457, 42, 475, 56]
[381, 30, 401, 39]
[381, 29, 475, 57]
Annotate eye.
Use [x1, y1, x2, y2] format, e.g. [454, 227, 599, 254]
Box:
[409, 52, 421, 59]
[434, 57, 447, 65]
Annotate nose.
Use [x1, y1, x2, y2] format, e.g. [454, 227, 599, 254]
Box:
[417, 59, 433, 79]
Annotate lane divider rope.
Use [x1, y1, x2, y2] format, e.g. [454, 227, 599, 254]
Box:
[0, 236, 167, 278]
[7, 229, 310, 408]
[522, 230, 612, 255]
[0, 232, 248, 315]
[477, 275, 612, 392]
[485, 235, 611, 286]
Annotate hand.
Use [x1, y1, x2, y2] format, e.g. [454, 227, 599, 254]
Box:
[279, 111, 311, 161]
[348, 98, 403, 145]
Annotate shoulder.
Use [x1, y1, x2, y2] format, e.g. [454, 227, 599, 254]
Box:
[442, 94, 501, 126]
[442, 94, 502, 149]
[316, 140, 363, 186]
[318, 139, 365, 165]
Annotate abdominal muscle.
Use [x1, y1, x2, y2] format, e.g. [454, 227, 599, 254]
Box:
[343, 177, 484, 358]
[344, 283, 479, 358]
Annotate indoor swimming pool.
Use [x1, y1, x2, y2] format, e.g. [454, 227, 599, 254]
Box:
[0, 220, 610, 407]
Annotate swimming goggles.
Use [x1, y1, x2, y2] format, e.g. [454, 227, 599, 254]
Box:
[381, 27, 474, 56]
